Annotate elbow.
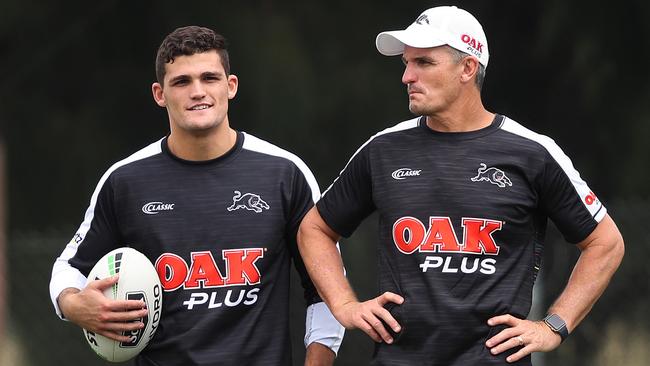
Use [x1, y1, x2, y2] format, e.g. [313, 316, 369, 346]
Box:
[297, 221, 308, 251]
[297, 207, 320, 251]
[612, 232, 625, 268]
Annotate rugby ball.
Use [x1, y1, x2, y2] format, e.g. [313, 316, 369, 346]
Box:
[83, 247, 163, 362]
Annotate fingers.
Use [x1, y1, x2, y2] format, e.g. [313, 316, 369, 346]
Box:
[376, 306, 401, 334]
[485, 316, 561, 362]
[487, 332, 524, 356]
[68, 280, 148, 333]
[504, 343, 535, 363]
[376, 291, 404, 307]
[101, 317, 146, 331]
[362, 308, 398, 344]
[487, 313, 519, 327]
[106, 298, 148, 312]
[486, 315, 529, 359]
[96, 327, 141, 343]
[100, 306, 149, 323]
[84, 275, 147, 320]
[345, 293, 404, 344]
[486, 325, 519, 348]
[89, 275, 120, 290]
[358, 313, 384, 343]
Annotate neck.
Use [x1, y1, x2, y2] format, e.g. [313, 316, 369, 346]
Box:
[426, 91, 494, 132]
[167, 120, 237, 161]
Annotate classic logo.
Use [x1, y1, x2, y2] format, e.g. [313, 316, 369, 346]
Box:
[391, 168, 422, 180]
[227, 191, 269, 213]
[471, 163, 512, 188]
[460, 34, 484, 57]
[142, 201, 175, 215]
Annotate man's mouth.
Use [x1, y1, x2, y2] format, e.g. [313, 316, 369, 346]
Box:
[188, 104, 211, 111]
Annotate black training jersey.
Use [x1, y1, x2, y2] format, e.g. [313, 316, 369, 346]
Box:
[50, 132, 343, 366]
[317, 115, 605, 366]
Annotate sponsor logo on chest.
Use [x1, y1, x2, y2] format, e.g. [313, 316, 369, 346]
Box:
[392, 216, 504, 274]
[155, 248, 265, 310]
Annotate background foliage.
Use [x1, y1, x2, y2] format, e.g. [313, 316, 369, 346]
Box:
[1, 0, 648, 365]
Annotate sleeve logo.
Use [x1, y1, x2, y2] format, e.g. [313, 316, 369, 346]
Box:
[584, 191, 599, 206]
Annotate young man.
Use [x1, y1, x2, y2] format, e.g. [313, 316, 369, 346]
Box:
[297, 6, 624, 365]
[49, 26, 343, 366]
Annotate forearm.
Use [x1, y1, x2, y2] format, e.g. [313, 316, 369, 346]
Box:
[547, 215, 624, 331]
[297, 208, 356, 313]
[304, 342, 335, 366]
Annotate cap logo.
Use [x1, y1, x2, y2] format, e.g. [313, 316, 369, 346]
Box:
[460, 34, 483, 55]
[415, 14, 430, 25]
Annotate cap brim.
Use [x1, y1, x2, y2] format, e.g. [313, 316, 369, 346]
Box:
[376, 29, 447, 56]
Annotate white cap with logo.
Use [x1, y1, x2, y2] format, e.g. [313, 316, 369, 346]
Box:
[376, 6, 489, 67]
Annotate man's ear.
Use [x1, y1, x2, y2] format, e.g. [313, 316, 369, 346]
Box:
[227, 74, 239, 100]
[460, 57, 480, 84]
[152, 82, 166, 107]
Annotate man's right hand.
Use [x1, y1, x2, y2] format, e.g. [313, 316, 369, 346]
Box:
[57, 275, 149, 342]
[333, 291, 404, 344]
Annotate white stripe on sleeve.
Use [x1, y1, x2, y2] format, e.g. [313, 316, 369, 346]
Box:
[49, 139, 163, 319]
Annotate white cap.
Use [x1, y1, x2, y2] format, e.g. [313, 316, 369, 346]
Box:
[376, 6, 489, 67]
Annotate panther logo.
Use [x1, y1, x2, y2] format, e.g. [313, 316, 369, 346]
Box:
[470, 163, 512, 188]
[227, 191, 270, 213]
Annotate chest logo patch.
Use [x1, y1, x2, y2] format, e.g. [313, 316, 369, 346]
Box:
[142, 201, 175, 215]
[391, 168, 422, 180]
[227, 190, 270, 213]
[471, 163, 512, 188]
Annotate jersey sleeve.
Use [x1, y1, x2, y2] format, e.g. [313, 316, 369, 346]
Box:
[285, 160, 345, 354]
[49, 170, 122, 318]
[317, 142, 376, 238]
[538, 141, 607, 243]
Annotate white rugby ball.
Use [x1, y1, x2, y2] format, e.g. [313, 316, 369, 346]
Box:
[83, 247, 163, 362]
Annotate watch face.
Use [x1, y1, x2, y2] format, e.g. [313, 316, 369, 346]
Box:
[545, 314, 566, 331]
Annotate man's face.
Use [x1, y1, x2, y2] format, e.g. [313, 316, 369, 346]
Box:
[401, 45, 465, 116]
[152, 51, 237, 135]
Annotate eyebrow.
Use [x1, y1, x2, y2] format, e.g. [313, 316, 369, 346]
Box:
[168, 71, 224, 84]
[200, 71, 222, 78]
[402, 56, 435, 64]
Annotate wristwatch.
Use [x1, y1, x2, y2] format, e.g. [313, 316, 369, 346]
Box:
[543, 314, 569, 342]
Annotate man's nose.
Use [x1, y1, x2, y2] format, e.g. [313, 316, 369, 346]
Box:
[402, 64, 417, 85]
[190, 80, 206, 99]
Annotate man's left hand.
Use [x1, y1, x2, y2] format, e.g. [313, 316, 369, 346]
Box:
[485, 314, 562, 363]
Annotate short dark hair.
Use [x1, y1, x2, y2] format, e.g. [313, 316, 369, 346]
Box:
[155, 26, 230, 84]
